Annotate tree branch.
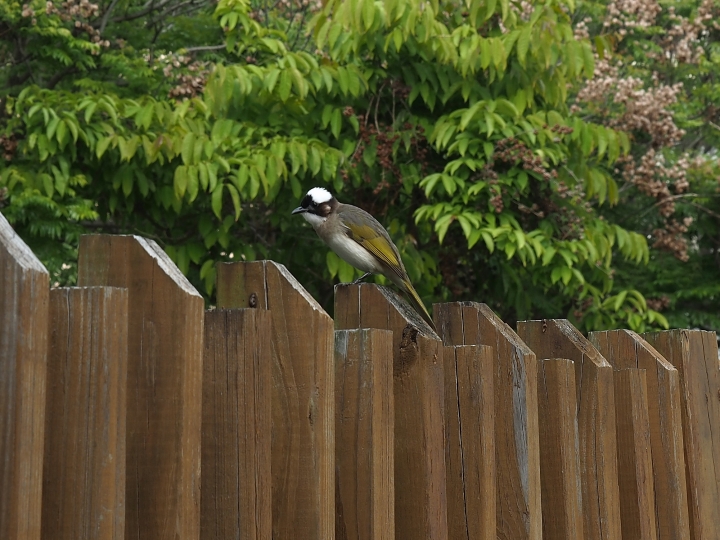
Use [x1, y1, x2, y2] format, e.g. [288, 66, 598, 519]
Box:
[47, 66, 79, 89]
[108, 0, 173, 25]
[99, 0, 121, 34]
[689, 201, 720, 221]
[183, 44, 226, 53]
[638, 193, 720, 219]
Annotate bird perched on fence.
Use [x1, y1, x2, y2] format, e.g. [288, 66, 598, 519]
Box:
[292, 187, 436, 332]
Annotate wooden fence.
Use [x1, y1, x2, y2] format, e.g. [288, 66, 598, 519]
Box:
[1, 212, 720, 540]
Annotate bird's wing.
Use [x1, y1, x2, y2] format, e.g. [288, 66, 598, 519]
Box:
[338, 205, 437, 332]
[338, 207, 406, 282]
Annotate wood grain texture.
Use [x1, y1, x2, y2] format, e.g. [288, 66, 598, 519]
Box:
[334, 329, 394, 540]
[201, 309, 272, 540]
[443, 344, 495, 540]
[435, 302, 540, 540]
[590, 330, 689, 540]
[0, 214, 49, 540]
[42, 287, 128, 540]
[78, 235, 204, 540]
[216, 261, 334, 539]
[612, 369, 657, 540]
[537, 359, 583, 540]
[335, 284, 447, 540]
[642, 330, 720, 540]
[516, 319, 620, 540]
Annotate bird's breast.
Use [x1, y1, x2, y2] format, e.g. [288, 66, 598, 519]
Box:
[325, 233, 381, 275]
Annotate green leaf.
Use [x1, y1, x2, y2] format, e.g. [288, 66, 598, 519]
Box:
[338, 258, 356, 283]
[174, 165, 189, 199]
[96, 136, 113, 159]
[211, 184, 224, 219]
[182, 133, 196, 165]
[265, 68, 281, 92]
[187, 166, 199, 202]
[278, 70, 292, 101]
[122, 171, 133, 196]
[326, 251, 340, 278]
[331, 108, 342, 138]
[41, 173, 54, 197]
[517, 25, 532, 66]
[361, 0, 375, 30]
[55, 121, 67, 146]
[226, 183, 241, 220]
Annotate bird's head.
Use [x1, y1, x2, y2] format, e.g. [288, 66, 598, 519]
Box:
[291, 187, 337, 226]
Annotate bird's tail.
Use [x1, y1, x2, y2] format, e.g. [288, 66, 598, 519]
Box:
[400, 279, 437, 333]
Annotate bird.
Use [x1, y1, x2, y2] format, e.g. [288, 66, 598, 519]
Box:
[292, 187, 436, 332]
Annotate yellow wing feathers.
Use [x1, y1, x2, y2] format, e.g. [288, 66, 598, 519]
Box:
[342, 215, 436, 332]
[343, 221, 405, 281]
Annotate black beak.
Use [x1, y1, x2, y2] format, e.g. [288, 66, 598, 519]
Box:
[291, 207, 307, 215]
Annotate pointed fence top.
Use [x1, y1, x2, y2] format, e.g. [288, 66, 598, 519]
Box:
[0, 212, 48, 273]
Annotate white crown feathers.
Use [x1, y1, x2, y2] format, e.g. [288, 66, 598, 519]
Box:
[307, 187, 333, 204]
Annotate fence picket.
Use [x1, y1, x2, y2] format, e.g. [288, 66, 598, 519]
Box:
[217, 261, 335, 539]
[201, 309, 272, 539]
[643, 330, 720, 540]
[0, 214, 49, 540]
[537, 359, 584, 540]
[517, 319, 621, 540]
[335, 283, 447, 540]
[443, 344, 495, 540]
[77, 235, 204, 540]
[334, 329, 394, 540]
[590, 330, 689, 540]
[435, 302, 541, 540]
[42, 287, 127, 540]
[612, 369, 658, 540]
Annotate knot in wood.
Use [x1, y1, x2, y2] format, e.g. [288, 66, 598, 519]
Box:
[395, 325, 419, 376]
[249, 292, 258, 308]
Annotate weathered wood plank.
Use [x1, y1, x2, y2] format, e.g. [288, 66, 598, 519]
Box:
[336, 283, 447, 540]
[590, 330, 689, 540]
[42, 287, 128, 540]
[613, 369, 657, 540]
[201, 309, 272, 540]
[537, 359, 583, 540]
[334, 329, 394, 540]
[443, 344, 495, 540]
[0, 214, 49, 540]
[217, 261, 334, 539]
[517, 319, 620, 540]
[435, 302, 540, 540]
[642, 330, 720, 540]
[78, 235, 204, 540]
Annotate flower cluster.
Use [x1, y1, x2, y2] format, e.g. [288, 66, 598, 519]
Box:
[576, 59, 684, 148]
[573, 17, 592, 40]
[620, 150, 693, 217]
[652, 217, 693, 261]
[646, 295, 671, 311]
[148, 54, 210, 99]
[23, 0, 110, 50]
[494, 135, 563, 183]
[0, 135, 18, 161]
[574, 50, 698, 255]
[603, 0, 662, 36]
[660, 0, 717, 64]
[511, 0, 534, 21]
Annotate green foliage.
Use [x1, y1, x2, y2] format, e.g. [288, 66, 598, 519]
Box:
[571, 0, 720, 333]
[1, 0, 685, 332]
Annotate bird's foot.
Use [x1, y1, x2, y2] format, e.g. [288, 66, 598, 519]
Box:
[351, 272, 372, 285]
